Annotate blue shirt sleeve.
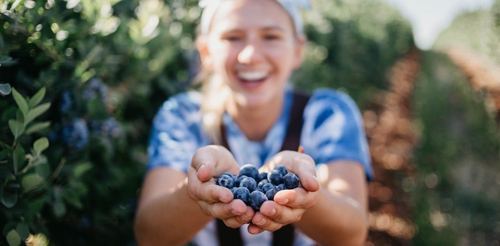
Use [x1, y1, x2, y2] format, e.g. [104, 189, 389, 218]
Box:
[301, 89, 374, 181]
[147, 92, 207, 173]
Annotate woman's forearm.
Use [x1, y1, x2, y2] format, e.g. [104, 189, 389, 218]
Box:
[134, 179, 213, 246]
[295, 188, 368, 246]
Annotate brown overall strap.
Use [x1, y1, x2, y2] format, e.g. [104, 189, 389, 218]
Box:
[216, 91, 310, 246]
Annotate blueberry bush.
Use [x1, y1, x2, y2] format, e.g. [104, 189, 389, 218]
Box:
[1, 0, 199, 244]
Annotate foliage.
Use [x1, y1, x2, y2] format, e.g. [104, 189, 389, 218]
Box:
[411, 51, 500, 245]
[296, 0, 415, 108]
[0, 0, 200, 244]
[433, 8, 500, 64]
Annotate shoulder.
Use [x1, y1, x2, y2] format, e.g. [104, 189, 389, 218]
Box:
[304, 88, 361, 118]
[158, 90, 202, 113]
[308, 88, 358, 108]
[153, 90, 202, 127]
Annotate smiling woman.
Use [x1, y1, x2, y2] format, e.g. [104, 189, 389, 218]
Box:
[134, 0, 374, 245]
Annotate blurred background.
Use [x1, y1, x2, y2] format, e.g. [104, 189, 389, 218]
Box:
[1, 0, 499, 245]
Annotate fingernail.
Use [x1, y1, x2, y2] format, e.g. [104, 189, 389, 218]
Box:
[270, 208, 276, 216]
[198, 164, 206, 175]
[256, 218, 266, 226]
[279, 199, 289, 205]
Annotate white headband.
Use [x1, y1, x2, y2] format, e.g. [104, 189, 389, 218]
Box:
[199, 0, 312, 35]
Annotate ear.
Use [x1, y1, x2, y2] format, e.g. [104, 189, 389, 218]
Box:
[292, 34, 307, 70]
[197, 36, 213, 71]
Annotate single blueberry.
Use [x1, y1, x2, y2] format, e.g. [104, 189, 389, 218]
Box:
[257, 179, 269, 190]
[268, 170, 283, 185]
[216, 173, 235, 189]
[283, 173, 300, 189]
[239, 164, 259, 180]
[233, 187, 250, 204]
[239, 177, 257, 192]
[235, 175, 247, 187]
[257, 172, 268, 183]
[261, 183, 276, 194]
[249, 191, 268, 211]
[266, 188, 278, 200]
[274, 165, 288, 176]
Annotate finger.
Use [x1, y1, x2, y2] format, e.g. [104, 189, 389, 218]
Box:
[250, 210, 283, 232]
[290, 155, 320, 192]
[223, 206, 254, 227]
[191, 146, 239, 181]
[258, 200, 305, 225]
[191, 146, 219, 182]
[247, 223, 265, 235]
[188, 168, 234, 203]
[272, 188, 317, 209]
[203, 199, 248, 219]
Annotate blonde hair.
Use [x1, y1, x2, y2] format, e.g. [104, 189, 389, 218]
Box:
[197, 70, 230, 145]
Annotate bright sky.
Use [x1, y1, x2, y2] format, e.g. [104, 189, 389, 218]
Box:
[381, 0, 496, 50]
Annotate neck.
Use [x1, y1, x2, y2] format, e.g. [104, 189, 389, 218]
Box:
[226, 94, 284, 141]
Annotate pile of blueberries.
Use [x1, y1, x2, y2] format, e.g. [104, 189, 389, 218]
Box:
[216, 164, 300, 211]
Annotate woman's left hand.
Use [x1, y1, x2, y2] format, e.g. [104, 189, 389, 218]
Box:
[248, 150, 320, 234]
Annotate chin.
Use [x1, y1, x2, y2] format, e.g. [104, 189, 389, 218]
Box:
[234, 92, 273, 109]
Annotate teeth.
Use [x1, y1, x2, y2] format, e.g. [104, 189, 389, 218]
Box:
[238, 72, 268, 81]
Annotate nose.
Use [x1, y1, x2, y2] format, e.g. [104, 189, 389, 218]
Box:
[237, 42, 263, 65]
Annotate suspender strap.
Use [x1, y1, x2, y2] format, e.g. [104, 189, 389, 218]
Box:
[216, 91, 311, 246]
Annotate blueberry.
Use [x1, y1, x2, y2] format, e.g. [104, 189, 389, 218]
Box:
[274, 165, 288, 176]
[257, 172, 268, 182]
[257, 179, 269, 190]
[277, 183, 285, 191]
[266, 188, 278, 200]
[249, 191, 268, 211]
[216, 173, 235, 189]
[239, 177, 257, 192]
[239, 164, 259, 180]
[235, 175, 248, 187]
[232, 187, 250, 204]
[283, 173, 300, 189]
[261, 183, 275, 194]
[268, 170, 283, 185]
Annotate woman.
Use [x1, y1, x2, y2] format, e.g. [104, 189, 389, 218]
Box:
[134, 0, 373, 245]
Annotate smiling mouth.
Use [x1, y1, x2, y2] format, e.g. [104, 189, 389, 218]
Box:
[237, 71, 269, 82]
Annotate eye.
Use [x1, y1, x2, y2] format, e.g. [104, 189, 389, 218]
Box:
[226, 36, 241, 41]
[264, 34, 279, 40]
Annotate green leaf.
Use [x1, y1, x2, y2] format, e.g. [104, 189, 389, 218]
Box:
[8, 120, 25, 140]
[15, 224, 29, 240]
[29, 87, 46, 108]
[24, 103, 51, 126]
[53, 201, 66, 217]
[25, 122, 51, 135]
[73, 162, 92, 178]
[33, 137, 49, 155]
[1, 190, 18, 208]
[11, 88, 28, 117]
[21, 174, 44, 192]
[0, 83, 11, 96]
[6, 229, 21, 246]
[13, 145, 25, 174]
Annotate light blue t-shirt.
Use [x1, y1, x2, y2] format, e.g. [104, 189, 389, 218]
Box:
[147, 87, 373, 246]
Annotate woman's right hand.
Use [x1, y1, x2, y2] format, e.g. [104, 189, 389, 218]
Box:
[187, 145, 255, 228]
